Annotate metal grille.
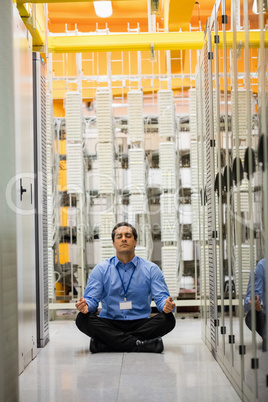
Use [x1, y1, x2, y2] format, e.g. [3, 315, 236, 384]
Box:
[200, 245, 221, 296]
[33, 54, 49, 347]
[46, 93, 54, 299]
[189, 88, 197, 138]
[41, 73, 49, 337]
[48, 247, 54, 300]
[203, 38, 217, 349]
[231, 89, 252, 139]
[190, 140, 198, 191]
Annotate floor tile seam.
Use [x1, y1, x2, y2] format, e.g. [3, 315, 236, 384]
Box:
[116, 353, 125, 402]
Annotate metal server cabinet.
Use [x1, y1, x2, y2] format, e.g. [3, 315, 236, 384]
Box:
[14, 7, 37, 374]
[1, 2, 19, 398]
[33, 52, 49, 348]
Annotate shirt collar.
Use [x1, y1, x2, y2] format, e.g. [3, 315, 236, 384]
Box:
[115, 255, 138, 268]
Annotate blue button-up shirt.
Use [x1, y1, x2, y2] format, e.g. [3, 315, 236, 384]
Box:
[83, 255, 171, 320]
[244, 258, 266, 313]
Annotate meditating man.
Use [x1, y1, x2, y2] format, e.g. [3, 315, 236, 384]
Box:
[75, 222, 176, 353]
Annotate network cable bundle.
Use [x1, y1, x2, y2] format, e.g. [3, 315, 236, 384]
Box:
[158, 90, 175, 137]
[96, 89, 113, 142]
[159, 142, 176, 190]
[65, 91, 82, 142]
[99, 213, 115, 260]
[96, 89, 115, 197]
[160, 193, 177, 242]
[130, 194, 146, 214]
[66, 143, 84, 194]
[127, 90, 144, 143]
[129, 148, 146, 216]
[191, 193, 208, 241]
[97, 142, 115, 194]
[65, 91, 84, 194]
[95, 89, 115, 259]
[129, 148, 145, 192]
[161, 246, 178, 297]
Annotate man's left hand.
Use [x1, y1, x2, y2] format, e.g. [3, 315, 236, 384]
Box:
[163, 296, 175, 313]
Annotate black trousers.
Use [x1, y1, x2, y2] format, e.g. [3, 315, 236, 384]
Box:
[245, 310, 267, 351]
[76, 312, 176, 352]
[245, 309, 266, 339]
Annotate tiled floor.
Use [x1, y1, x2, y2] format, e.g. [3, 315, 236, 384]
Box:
[19, 318, 242, 402]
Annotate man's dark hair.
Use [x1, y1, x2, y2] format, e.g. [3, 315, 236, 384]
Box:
[111, 222, 138, 242]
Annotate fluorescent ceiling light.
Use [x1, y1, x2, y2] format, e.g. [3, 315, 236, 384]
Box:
[94, 1, 113, 18]
[252, 0, 258, 14]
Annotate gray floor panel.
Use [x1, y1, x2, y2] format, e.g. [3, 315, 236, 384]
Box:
[19, 318, 242, 402]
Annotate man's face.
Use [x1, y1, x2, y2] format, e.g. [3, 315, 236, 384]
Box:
[113, 226, 137, 254]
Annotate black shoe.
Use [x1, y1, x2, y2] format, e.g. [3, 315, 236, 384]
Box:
[133, 337, 164, 353]
[89, 338, 111, 353]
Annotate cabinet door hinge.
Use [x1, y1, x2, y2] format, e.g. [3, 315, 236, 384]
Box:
[251, 358, 259, 369]
[229, 335, 235, 344]
[222, 15, 228, 24]
[214, 35, 220, 44]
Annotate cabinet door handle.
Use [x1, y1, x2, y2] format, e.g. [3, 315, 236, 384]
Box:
[20, 178, 27, 201]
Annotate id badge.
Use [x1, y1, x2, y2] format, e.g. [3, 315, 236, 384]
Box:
[119, 301, 132, 310]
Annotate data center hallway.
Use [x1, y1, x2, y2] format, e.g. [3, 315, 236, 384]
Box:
[19, 318, 241, 402]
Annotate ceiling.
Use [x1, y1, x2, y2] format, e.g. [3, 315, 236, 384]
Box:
[47, 0, 218, 33]
[45, 0, 260, 103]
[47, 0, 260, 35]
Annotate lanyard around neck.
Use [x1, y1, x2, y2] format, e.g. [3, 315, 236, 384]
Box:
[117, 265, 135, 301]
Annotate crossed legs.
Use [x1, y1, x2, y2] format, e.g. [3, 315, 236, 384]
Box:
[245, 310, 267, 351]
[76, 312, 176, 352]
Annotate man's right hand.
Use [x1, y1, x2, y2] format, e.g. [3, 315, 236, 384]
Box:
[75, 297, 89, 314]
